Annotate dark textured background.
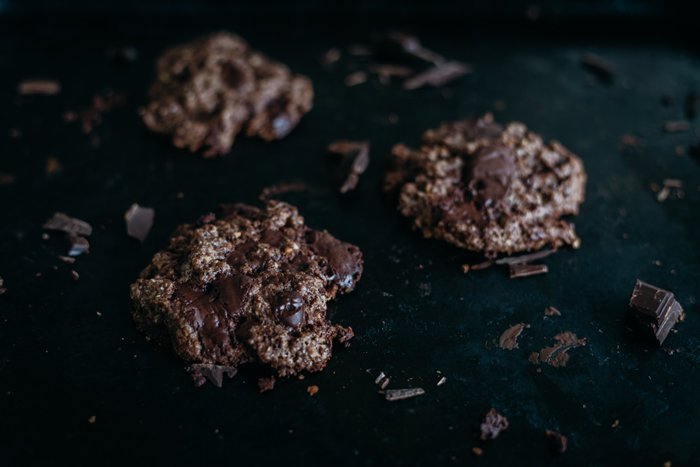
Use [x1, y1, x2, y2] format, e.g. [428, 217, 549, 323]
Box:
[0, 10, 699, 467]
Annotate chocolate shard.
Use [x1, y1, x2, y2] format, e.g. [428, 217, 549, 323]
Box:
[43, 212, 93, 236]
[258, 376, 276, 393]
[480, 408, 509, 440]
[17, 79, 61, 95]
[580, 53, 616, 80]
[125, 204, 155, 243]
[499, 323, 528, 350]
[495, 249, 556, 265]
[66, 232, 90, 256]
[545, 306, 562, 316]
[471, 260, 494, 271]
[327, 140, 370, 193]
[546, 430, 568, 454]
[535, 333, 586, 367]
[509, 264, 548, 278]
[186, 364, 237, 388]
[629, 279, 682, 346]
[381, 388, 425, 401]
[403, 61, 472, 90]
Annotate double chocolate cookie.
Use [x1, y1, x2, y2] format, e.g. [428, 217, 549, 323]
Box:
[384, 114, 586, 254]
[130, 201, 362, 380]
[141, 32, 313, 157]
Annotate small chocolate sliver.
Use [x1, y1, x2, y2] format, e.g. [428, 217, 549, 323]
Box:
[580, 53, 616, 79]
[499, 323, 528, 350]
[43, 212, 93, 236]
[328, 140, 370, 194]
[480, 408, 509, 440]
[18, 79, 61, 95]
[471, 260, 494, 271]
[320, 48, 341, 65]
[382, 388, 425, 401]
[534, 333, 586, 367]
[546, 430, 568, 454]
[495, 249, 556, 265]
[403, 61, 472, 90]
[437, 377, 447, 386]
[66, 232, 90, 256]
[259, 182, 310, 201]
[187, 364, 237, 388]
[663, 121, 689, 133]
[258, 376, 276, 393]
[374, 372, 386, 385]
[629, 279, 682, 346]
[125, 204, 155, 243]
[545, 306, 562, 316]
[510, 264, 548, 278]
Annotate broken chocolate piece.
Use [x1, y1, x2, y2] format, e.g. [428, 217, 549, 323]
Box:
[480, 408, 509, 440]
[437, 377, 447, 386]
[45, 156, 62, 175]
[580, 53, 616, 80]
[532, 333, 586, 367]
[17, 79, 61, 95]
[495, 249, 556, 265]
[663, 121, 689, 133]
[685, 92, 699, 120]
[545, 306, 562, 316]
[327, 140, 370, 193]
[629, 279, 683, 346]
[499, 323, 528, 350]
[258, 376, 276, 393]
[382, 388, 425, 401]
[509, 264, 548, 278]
[43, 213, 93, 236]
[471, 260, 494, 271]
[259, 181, 311, 201]
[403, 61, 472, 90]
[546, 430, 568, 454]
[187, 364, 237, 388]
[124, 204, 155, 243]
[66, 232, 90, 256]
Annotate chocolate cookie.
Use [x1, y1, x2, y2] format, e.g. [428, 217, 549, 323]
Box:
[141, 32, 313, 157]
[130, 201, 362, 380]
[384, 114, 586, 254]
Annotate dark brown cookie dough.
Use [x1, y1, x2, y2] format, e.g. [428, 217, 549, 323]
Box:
[384, 113, 586, 254]
[141, 32, 313, 157]
[130, 201, 362, 378]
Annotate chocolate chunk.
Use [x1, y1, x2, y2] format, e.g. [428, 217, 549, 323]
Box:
[495, 249, 556, 265]
[546, 430, 568, 454]
[580, 53, 616, 80]
[480, 408, 509, 440]
[509, 264, 548, 278]
[471, 260, 494, 271]
[327, 140, 370, 193]
[663, 121, 689, 133]
[258, 376, 276, 393]
[499, 323, 528, 350]
[629, 280, 683, 346]
[17, 79, 61, 95]
[685, 92, 699, 120]
[66, 232, 90, 256]
[545, 306, 562, 316]
[374, 32, 444, 65]
[382, 388, 425, 401]
[305, 229, 363, 292]
[437, 377, 447, 386]
[273, 291, 306, 327]
[124, 204, 155, 243]
[43, 213, 93, 236]
[186, 364, 237, 388]
[468, 145, 516, 203]
[403, 61, 472, 90]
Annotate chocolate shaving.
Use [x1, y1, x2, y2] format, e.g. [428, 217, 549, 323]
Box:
[18, 79, 61, 95]
[58, 256, 76, 263]
[327, 140, 370, 193]
[480, 408, 509, 440]
[186, 364, 237, 388]
[125, 204, 155, 243]
[381, 388, 425, 401]
[374, 372, 386, 385]
[258, 376, 276, 393]
[403, 61, 472, 90]
[380, 378, 390, 389]
[499, 323, 529, 350]
[545, 306, 562, 316]
[581, 53, 616, 79]
[0, 277, 5, 295]
[546, 430, 568, 454]
[43, 213, 93, 236]
[509, 264, 548, 278]
[437, 377, 447, 386]
[66, 232, 90, 256]
[471, 260, 494, 271]
[663, 121, 689, 133]
[495, 249, 556, 265]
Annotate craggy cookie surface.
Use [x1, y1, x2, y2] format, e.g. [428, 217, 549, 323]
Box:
[141, 32, 313, 157]
[130, 201, 362, 379]
[384, 114, 586, 254]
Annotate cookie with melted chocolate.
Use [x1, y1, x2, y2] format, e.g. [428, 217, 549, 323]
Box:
[130, 201, 362, 380]
[384, 113, 586, 254]
[141, 32, 313, 157]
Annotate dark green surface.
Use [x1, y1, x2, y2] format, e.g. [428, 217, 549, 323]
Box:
[0, 16, 699, 467]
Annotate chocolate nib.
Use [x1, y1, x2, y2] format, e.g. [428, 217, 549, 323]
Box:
[43, 212, 93, 236]
[498, 323, 529, 350]
[327, 140, 370, 193]
[125, 204, 155, 243]
[480, 408, 509, 440]
[187, 364, 237, 388]
[546, 430, 568, 453]
[403, 61, 472, 90]
[629, 279, 682, 346]
[382, 388, 425, 401]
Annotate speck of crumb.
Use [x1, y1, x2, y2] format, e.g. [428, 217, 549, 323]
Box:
[307, 385, 319, 396]
[611, 420, 620, 428]
[96, 312, 102, 316]
[472, 447, 483, 456]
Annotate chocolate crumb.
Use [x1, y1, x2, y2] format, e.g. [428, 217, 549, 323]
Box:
[258, 376, 276, 393]
[472, 447, 483, 456]
[307, 385, 319, 396]
[45, 156, 62, 175]
[663, 121, 689, 133]
[546, 430, 568, 454]
[70, 270, 79, 281]
[88, 416, 96, 423]
[480, 408, 509, 440]
[580, 53, 616, 80]
[43, 212, 92, 236]
[509, 264, 548, 278]
[499, 323, 529, 350]
[611, 420, 620, 428]
[42, 233, 50, 240]
[403, 61, 472, 90]
[328, 140, 370, 193]
[80, 91, 128, 134]
[662, 348, 679, 355]
[437, 377, 447, 386]
[495, 249, 556, 265]
[380, 378, 390, 389]
[18, 79, 61, 95]
[259, 181, 310, 200]
[66, 232, 90, 256]
[382, 388, 425, 401]
[124, 204, 155, 243]
[528, 352, 539, 364]
[186, 364, 237, 388]
[471, 260, 494, 271]
[345, 71, 367, 87]
[545, 306, 562, 316]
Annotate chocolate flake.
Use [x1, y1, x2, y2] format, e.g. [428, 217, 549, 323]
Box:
[509, 264, 548, 278]
[66, 232, 90, 256]
[382, 388, 425, 401]
[345, 71, 367, 87]
[533, 333, 586, 367]
[471, 260, 494, 271]
[43, 213, 93, 236]
[495, 249, 556, 265]
[403, 61, 472, 90]
[258, 376, 276, 393]
[259, 181, 310, 200]
[629, 279, 683, 346]
[546, 430, 568, 454]
[124, 204, 155, 243]
[663, 121, 689, 133]
[307, 385, 319, 396]
[580, 53, 616, 79]
[17, 79, 61, 95]
[545, 306, 562, 316]
[374, 372, 386, 385]
[328, 140, 370, 193]
[187, 364, 237, 388]
[480, 408, 509, 440]
[45, 156, 62, 175]
[499, 323, 529, 350]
